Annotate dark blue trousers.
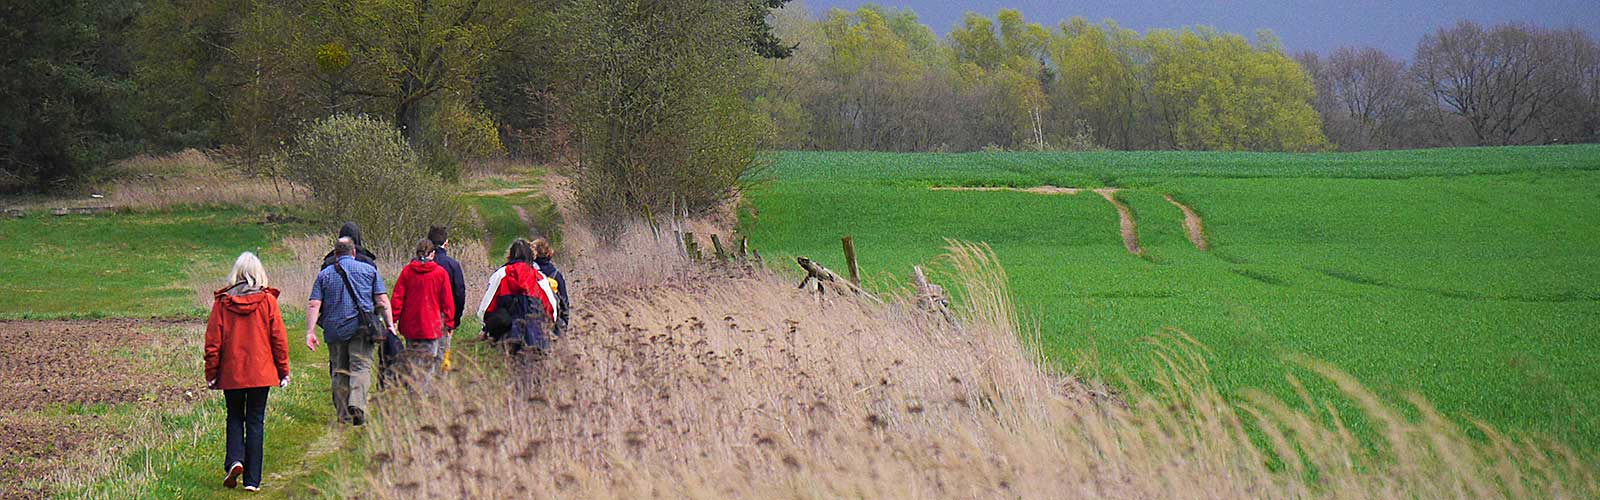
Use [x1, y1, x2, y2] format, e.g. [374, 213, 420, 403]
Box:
[224, 387, 270, 488]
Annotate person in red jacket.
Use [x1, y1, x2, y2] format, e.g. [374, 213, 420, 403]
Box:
[204, 252, 289, 492]
[392, 239, 456, 384]
[476, 239, 557, 353]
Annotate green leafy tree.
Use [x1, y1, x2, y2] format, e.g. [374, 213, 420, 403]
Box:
[554, 0, 769, 230]
[950, 13, 1003, 70]
[0, 0, 140, 191]
[129, 0, 250, 149]
[1049, 18, 1145, 149]
[314, 0, 528, 145]
[1144, 27, 1327, 151]
[949, 9, 1051, 149]
[814, 7, 926, 149]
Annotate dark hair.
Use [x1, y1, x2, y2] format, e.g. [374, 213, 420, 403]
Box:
[414, 238, 436, 260]
[334, 237, 356, 257]
[506, 238, 534, 263]
[532, 238, 554, 259]
[427, 225, 448, 247]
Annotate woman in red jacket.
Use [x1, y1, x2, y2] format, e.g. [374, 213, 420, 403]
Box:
[392, 239, 456, 383]
[204, 252, 289, 492]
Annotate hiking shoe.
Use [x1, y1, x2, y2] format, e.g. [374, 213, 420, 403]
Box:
[243, 485, 260, 492]
[223, 462, 243, 488]
[350, 406, 366, 426]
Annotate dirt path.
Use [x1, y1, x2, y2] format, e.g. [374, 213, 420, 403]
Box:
[513, 205, 546, 239]
[931, 185, 1144, 256]
[269, 424, 350, 497]
[931, 185, 1084, 195]
[472, 187, 540, 197]
[1094, 189, 1144, 256]
[1163, 195, 1210, 251]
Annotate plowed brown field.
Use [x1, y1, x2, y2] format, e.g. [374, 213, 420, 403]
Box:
[0, 320, 201, 498]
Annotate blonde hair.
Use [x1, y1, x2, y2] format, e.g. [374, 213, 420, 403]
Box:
[229, 251, 269, 288]
[532, 238, 554, 259]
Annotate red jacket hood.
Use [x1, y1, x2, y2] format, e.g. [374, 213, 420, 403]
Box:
[212, 286, 281, 314]
[406, 259, 442, 275]
[504, 262, 545, 293]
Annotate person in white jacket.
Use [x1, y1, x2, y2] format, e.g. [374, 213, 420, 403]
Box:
[478, 239, 558, 341]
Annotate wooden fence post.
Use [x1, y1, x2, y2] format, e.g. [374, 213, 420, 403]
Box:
[641, 203, 659, 239]
[711, 234, 728, 262]
[841, 235, 861, 285]
[683, 232, 701, 261]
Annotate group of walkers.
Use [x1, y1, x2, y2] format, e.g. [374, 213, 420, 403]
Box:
[201, 222, 568, 492]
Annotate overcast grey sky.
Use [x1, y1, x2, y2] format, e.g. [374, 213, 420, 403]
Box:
[798, 0, 1600, 58]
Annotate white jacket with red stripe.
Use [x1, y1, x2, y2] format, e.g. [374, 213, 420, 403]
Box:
[476, 261, 558, 322]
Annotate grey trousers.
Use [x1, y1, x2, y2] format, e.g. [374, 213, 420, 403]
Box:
[327, 337, 374, 422]
[402, 338, 441, 388]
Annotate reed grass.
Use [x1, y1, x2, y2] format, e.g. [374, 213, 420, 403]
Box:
[349, 227, 1595, 498]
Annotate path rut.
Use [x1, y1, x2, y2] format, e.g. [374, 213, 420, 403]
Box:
[1095, 189, 1143, 256]
[930, 185, 1084, 195]
[1163, 195, 1210, 251]
[931, 185, 1145, 256]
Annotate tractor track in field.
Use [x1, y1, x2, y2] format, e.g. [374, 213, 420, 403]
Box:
[932, 185, 1145, 256]
[930, 185, 1084, 195]
[1094, 189, 1144, 256]
[1164, 195, 1210, 251]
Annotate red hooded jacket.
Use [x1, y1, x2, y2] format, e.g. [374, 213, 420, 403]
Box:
[486, 261, 555, 319]
[393, 259, 457, 341]
[204, 286, 290, 390]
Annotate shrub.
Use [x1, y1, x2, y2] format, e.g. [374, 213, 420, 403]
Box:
[278, 114, 467, 257]
[554, 0, 769, 236]
[415, 99, 507, 183]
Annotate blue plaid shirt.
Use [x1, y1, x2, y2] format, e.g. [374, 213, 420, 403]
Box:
[310, 256, 387, 343]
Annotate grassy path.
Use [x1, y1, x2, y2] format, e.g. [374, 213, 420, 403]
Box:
[63, 317, 362, 499]
[0, 167, 559, 497]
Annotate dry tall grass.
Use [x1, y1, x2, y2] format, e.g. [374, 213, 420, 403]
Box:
[108, 149, 308, 210]
[349, 229, 1597, 498]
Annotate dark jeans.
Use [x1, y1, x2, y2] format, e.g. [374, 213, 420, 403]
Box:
[224, 387, 271, 487]
[379, 329, 403, 389]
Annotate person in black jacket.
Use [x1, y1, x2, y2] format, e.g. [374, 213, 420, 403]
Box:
[531, 238, 569, 333]
[426, 226, 467, 369]
[318, 221, 401, 386]
[321, 222, 379, 270]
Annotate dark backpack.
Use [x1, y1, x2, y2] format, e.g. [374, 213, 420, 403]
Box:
[497, 294, 548, 352]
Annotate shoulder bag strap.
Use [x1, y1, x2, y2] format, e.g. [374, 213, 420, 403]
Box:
[332, 261, 373, 315]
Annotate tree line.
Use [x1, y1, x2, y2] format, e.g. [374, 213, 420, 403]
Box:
[1, 0, 786, 225]
[4, 1, 1597, 197]
[1299, 22, 1600, 150]
[755, 4, 1600, 153]
[756, 5, 1325, 152]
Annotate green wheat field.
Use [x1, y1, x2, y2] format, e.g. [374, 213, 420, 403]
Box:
[741, 145, 1600, 448]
